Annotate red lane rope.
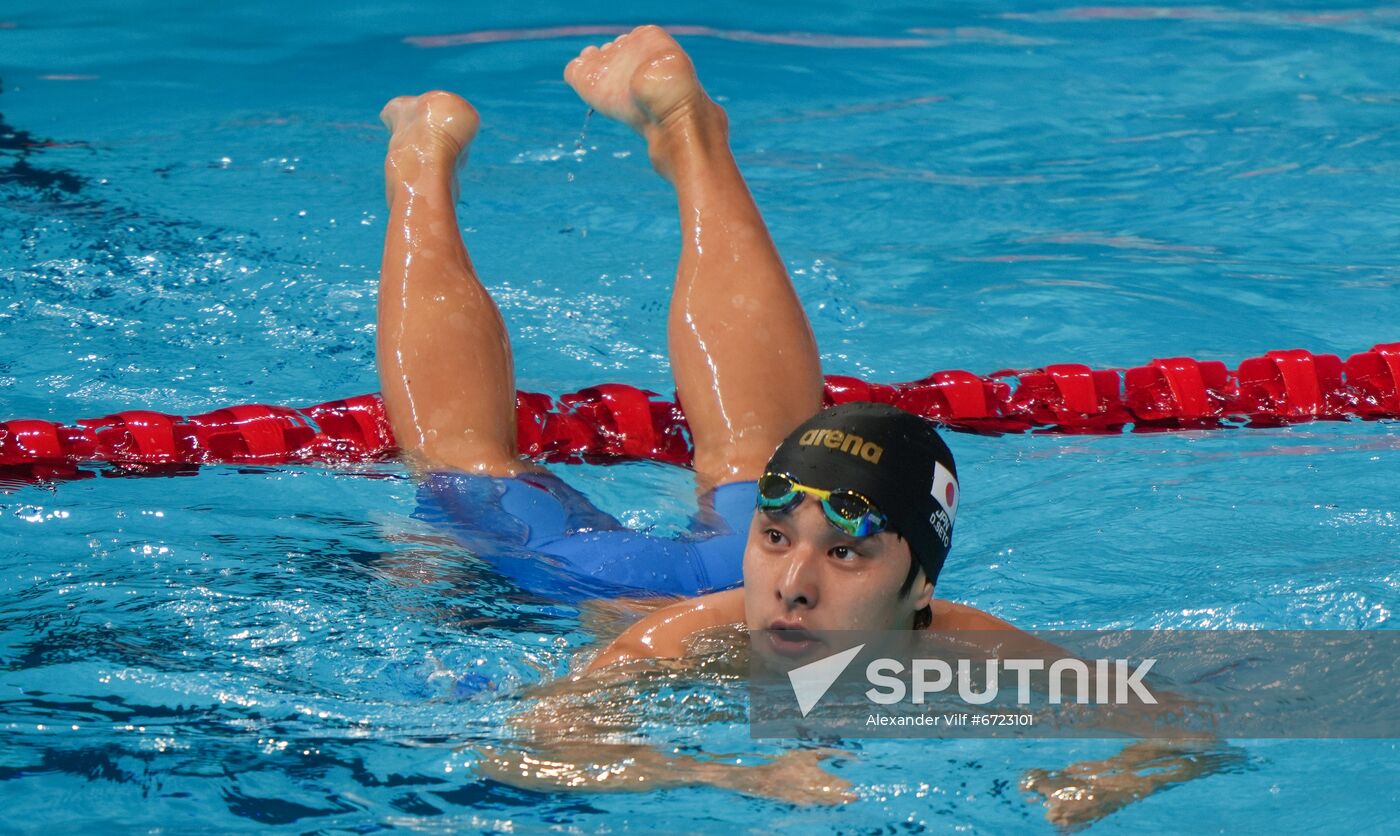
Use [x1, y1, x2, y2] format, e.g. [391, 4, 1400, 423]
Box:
[2, 342, 1397, 481]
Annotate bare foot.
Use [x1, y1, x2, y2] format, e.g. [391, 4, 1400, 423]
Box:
[379, 91, 480, 204]
[563, 25, 722, 173]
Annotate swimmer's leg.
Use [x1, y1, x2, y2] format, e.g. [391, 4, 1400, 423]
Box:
[377, 92, 532, 476]
[565, 27, 823, 490]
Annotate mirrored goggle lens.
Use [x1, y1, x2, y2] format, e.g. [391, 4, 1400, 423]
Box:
[758, 473, 797, 500]
[822, 490, 872, 521]
[821, 495, 887, 537]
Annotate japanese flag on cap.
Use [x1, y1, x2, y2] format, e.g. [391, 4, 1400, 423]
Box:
[931, 461, 959, 522]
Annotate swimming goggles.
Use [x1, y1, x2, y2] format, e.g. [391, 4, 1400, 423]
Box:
[756, 472, 889, 538]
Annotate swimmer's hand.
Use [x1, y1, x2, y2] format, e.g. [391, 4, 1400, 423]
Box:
[711, 747, 856, 806]
[1021, 740, 1242, 830]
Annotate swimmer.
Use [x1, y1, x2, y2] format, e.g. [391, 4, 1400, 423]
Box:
[375, 25, 1225, 827]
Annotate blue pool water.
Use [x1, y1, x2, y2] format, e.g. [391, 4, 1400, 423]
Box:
[2, 0, 1398, 831]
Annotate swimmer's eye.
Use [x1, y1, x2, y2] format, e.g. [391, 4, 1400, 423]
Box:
[763, 528, 788, 547]
[829, 545, 860, 561]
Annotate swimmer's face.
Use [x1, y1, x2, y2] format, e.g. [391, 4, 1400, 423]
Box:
[742, 497, 934, 659]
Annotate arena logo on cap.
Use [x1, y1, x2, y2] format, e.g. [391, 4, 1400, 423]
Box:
[798, 428, 884, 463]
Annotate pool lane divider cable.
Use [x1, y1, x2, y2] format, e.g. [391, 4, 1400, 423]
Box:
[1, 342, 1397, 481]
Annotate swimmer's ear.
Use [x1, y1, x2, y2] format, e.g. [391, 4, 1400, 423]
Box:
[908, 570, 935, 612]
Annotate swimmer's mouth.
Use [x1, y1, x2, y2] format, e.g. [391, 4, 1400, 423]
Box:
[765, 620, 821, 656]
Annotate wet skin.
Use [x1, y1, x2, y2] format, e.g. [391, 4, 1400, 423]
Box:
[372, 24, 1221, 826]
[378, 25, 821, 487]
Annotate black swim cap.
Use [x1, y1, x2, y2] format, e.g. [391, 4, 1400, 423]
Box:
[762, 403, 959, 585]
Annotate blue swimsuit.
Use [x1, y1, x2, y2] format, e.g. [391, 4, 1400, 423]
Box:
[415, 471, 756, 602]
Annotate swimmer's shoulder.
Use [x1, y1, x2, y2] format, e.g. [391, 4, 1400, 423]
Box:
[928, 599, 1019, 631]
[928, 601, 1086, 665]
[584, 588, 744, 674]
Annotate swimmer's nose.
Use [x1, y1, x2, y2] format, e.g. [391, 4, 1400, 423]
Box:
[776, 543, 820, 609]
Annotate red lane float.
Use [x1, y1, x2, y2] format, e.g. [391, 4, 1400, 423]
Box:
[1, 342, 1397, 480]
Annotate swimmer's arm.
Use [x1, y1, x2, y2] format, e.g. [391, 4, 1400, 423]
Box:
[930, 600, 1240, 826]
[490, 588, 851, 805]
[474, 740, 852, 805]
[509, 589, 744, 721]
[1023, 739, 1242, 829]
[582, 588, 745, 675]
[936, 603, 1243, 827]
[1023, 653, 1235, 827]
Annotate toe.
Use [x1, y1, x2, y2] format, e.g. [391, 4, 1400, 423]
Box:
[565, 49, 594, 81]
[379, 95, 413, 128]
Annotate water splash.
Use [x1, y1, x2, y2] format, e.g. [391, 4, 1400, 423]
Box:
[566, 108, 593, 184]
